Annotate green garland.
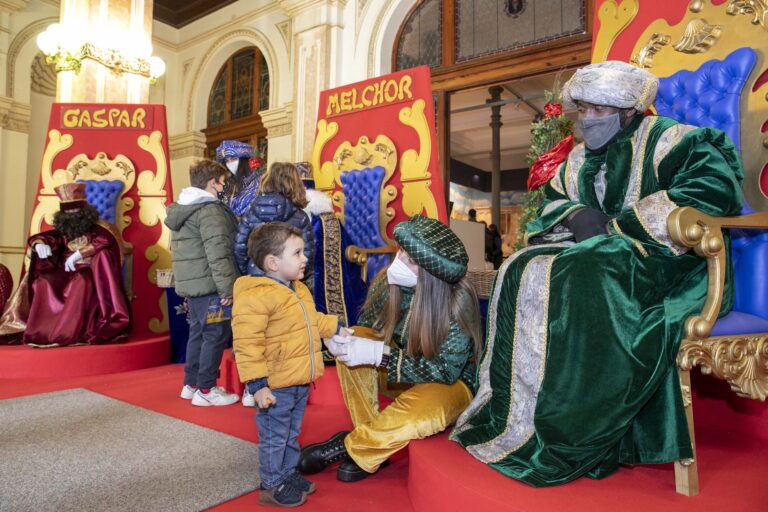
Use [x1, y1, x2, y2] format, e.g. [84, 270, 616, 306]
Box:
[513, 85, 574, 251]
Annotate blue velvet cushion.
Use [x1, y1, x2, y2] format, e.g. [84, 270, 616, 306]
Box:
[77, 179, 124, 224]
[341, 167, 389, 281]
[655, 47, 756, 152]
[711, 311, 768, 337]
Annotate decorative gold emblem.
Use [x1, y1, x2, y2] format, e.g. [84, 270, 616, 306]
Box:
[678, 335, 768, 401]
[689, 0, 705, 12]
[631, 33, 672, 68]
[312, 119, 339, 191]
[592, 0, 640, 63]
[672, 19, 722, 53]
[726, 0, 768, 30]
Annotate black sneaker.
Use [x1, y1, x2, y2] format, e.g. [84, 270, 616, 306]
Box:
[259, 481, 307, 507]
[288, 471, 316, 494]
[298, 431, 350, 474]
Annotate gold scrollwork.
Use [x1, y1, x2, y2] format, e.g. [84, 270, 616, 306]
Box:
[673, 19, 722, 53]
[631, 33, 672, 68]
[40, 129, 74, 194]
[331, 135, 399, 244]
[398, 99, 431, 182]
[401, 181, 438, 218]
[592, 0, 640, 63]
[137, 131, 168, 196]
[678, 335, 768, 401]
[726, 0, 768, 31]
[312, 119, 339, 191]
[64, 152, 137, 233]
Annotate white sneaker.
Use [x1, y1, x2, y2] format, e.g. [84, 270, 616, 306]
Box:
[242, 387, 256, 407]
[191, 387, 239, 407]
[180, 385, 197, 400]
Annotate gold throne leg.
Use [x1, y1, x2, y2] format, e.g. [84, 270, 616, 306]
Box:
[674, 367, 699, 496]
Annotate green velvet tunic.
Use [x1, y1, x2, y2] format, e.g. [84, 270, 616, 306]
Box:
[451, 115, 744, 486]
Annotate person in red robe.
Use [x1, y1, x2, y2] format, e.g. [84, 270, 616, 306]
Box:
[0, 183, 131, 346]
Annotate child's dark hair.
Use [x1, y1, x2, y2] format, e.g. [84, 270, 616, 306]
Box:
[247, 222, 303, 271]
[189, 159, 227, 189]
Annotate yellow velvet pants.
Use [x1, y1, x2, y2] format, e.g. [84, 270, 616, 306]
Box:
[336, 362, 472, 473]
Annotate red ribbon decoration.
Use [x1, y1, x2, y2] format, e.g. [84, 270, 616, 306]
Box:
[527, 134, 574, 191]
[249, 156, 263, 170]
[544, 103, 562, 118]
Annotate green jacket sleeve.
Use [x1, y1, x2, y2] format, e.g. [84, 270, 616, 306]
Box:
[610, 128, 744, 256]
[526, 162, 587, 241]
[199, 204, 239, 298]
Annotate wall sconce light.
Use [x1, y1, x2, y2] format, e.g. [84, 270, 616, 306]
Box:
[36, 23, 166, 83]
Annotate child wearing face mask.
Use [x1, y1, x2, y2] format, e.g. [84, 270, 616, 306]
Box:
[215, 140, 263, 217]
[233, 163, 315, 279]
[299, 215, 483, 482]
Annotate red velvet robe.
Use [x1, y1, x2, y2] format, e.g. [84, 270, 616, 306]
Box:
[0, 222, 131, 346]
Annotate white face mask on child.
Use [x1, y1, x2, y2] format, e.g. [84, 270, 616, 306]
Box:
[387, 256, 418, 288]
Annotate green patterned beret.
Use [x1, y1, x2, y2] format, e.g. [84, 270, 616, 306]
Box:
[393, 215, 468, 284]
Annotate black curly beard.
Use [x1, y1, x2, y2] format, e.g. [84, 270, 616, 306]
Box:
[53, 205, 100, 240]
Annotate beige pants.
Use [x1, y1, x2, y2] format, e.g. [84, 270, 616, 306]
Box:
[336, 362, 472, 473]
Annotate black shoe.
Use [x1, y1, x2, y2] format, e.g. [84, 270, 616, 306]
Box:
[298, 431, 350, 474]
[336, 458, 390, 483]
[259, 481, 307, 507]
[287, 471, 316, 495]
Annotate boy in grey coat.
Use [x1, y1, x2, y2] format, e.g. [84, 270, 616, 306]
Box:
[165, 159, 240, 406]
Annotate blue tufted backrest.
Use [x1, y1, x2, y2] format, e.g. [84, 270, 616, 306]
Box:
[655, 47, 755, 152]
[77, 179, 124, 225]
[341, 167, 389, 280]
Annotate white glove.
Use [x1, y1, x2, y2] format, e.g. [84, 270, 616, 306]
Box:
[64, 250, 83, 272]
[34, 244, 52, 259]
[323, 335, 350, 358]
[336, 336, 385, 367]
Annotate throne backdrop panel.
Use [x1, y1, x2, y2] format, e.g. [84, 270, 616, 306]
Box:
[28, 104, 173, 339]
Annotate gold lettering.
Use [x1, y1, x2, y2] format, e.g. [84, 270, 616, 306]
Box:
[384, 80, 398, 103]
[92, 109, 108, 128]
[132, 108, 146, 128]
[372, 81, 385, 106]
[340, 91, 353, 111]
[326, 94, 340, 116]
[351, 88, 365, 110]
[117, 110, 131, 127]
[398, 75, 413, 101]
[78, 110, 92, 128]
[361, 85, 374, 107]
[109, 109, 121, 127]
[63, 109, 80, 128]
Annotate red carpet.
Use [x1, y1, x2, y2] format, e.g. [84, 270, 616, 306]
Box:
[0, 335, 170, 378]
[1, 365, 766, 511]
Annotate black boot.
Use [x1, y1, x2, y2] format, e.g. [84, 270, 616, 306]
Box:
[298, 431, 350, 474]
[337, 458, 390, 483]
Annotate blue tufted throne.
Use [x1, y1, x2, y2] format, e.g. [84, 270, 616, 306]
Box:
[655, 47, 768, 495]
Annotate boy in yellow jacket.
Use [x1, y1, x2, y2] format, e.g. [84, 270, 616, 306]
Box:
[232, 222, 348, 507]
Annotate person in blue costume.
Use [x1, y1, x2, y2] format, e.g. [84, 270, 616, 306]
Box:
[215, 140, 263, 217]
[452, 61, 744, 487]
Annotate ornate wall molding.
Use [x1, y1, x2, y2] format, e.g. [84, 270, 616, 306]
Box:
[30, 52, 57, 97]
[0, 0, 30, 13]
[0, 96, 31, 132]
[6, 17, 59, 98]
[276, 20, 291, 53]
[259, 103, 294, 138]
[168, 130, 207, 160]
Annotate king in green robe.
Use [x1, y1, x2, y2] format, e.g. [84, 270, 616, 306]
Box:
[451, 61, 744, 486]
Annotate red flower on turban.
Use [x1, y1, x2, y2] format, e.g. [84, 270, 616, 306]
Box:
[544, 103, 562, 118]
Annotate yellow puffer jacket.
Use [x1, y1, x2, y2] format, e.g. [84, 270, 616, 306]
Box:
[232, 276, 338, 388]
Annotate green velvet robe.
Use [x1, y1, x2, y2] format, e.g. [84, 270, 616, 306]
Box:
[451, 115, 744, 486]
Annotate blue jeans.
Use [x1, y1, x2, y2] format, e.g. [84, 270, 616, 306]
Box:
[184, 294, 231, 389]
[251, 383, 310, 488]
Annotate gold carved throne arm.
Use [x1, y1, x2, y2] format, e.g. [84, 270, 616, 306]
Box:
[345, 244, 398, 283]
[668, 206, 768, 400]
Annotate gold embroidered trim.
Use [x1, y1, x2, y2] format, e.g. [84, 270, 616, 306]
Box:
[633, 190, 688, 255]
[652, 124, 696, 180]
[623, 116, 658, 209]
[611, 219, 648, 258]
[565, 144, 585, 202]
[550, 164, 566, 195]
[320, 213, 348, 326]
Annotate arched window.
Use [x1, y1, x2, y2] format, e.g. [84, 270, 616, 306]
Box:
[203, 47, 270, 158]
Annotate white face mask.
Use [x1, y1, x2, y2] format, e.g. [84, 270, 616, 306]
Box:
[387, 255, 418, 288]
[225, 160, 239, 173]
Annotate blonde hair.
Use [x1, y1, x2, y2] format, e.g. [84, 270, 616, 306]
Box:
[259, 162, 308, 208]
[363, 269, 482, 361]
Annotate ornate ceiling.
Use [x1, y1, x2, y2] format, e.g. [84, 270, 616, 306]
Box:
[153, 0, 238, 28]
